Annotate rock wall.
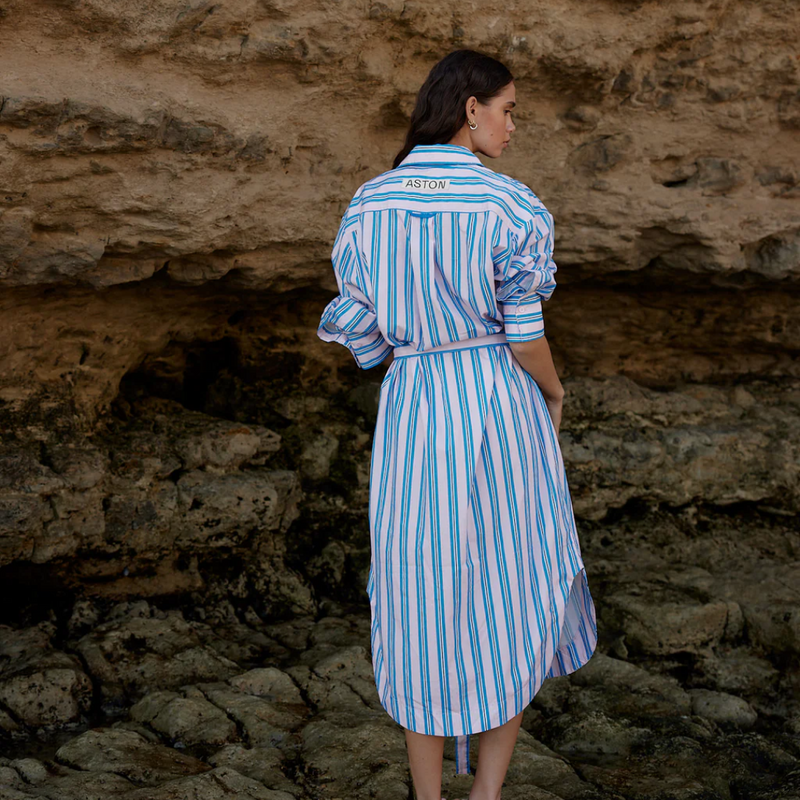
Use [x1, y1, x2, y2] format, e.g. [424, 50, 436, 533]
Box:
[0, 1, 799, 796]
[1, 0, 799, 424]
[1, 0, 798, 588]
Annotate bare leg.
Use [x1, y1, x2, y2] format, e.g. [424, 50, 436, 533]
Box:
[404, 728, 445, 800]
[469, 710, 524, 800]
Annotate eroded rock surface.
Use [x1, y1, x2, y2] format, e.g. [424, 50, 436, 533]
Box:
[0, 502, 798, 799]
[0, 0, 797, 427]
[0, 623, 91, 729]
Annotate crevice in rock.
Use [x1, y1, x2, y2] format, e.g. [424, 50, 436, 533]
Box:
[196, 684, 251, 748]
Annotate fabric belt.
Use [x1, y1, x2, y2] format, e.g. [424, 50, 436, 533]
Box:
[455, 733, 471, 775]
[393, 331, 508, 358]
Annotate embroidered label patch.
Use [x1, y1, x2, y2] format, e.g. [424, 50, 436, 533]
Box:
[402, 178, 451, 190]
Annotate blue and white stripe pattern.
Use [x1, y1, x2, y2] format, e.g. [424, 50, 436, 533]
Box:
[318, 144, 597, 775]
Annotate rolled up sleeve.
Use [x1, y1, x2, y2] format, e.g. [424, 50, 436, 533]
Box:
[495, 208, 558, 342]
[317, 212, 392, 369]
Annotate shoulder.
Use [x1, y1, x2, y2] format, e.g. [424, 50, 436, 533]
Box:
[488, 171, 554, 235]
[336, 173, 381, 222]
[351, 168, 396, 203]
[490, 171, 547, 213]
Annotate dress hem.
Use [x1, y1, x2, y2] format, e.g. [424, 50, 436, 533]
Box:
[370, 563, 597, 740]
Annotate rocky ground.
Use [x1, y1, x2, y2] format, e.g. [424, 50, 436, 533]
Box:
[0, 495, 798, 799]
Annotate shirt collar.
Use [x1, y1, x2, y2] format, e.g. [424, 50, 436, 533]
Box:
[399, 143, 484, 167]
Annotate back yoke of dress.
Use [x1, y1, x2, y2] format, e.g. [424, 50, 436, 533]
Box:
[318, 143, 598, 775]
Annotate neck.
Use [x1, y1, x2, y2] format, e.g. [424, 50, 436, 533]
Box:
[446, 130, 475, 152]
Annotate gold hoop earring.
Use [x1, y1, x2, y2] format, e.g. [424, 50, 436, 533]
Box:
[468, 119, 477, 130]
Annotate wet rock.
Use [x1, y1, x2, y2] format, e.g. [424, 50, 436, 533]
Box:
[207, 745, 298, 795]
[547, 710, 654, 758]
[0, 623, 92, 728]
[228, 668, 304, 705]
[55, 728, 210, 786]
[130, 692, 240, 746]
[298, 432, 339, 480]
[199, 681, 308, 749]
[121, 766, 295, 799]
[688, 688, 758, 730]
[73, 604, 239, 709]
[567, 652, 691, 717]
[3, 760, 136, 799]
[300, 717, 409, 800]
[711, 562, 800, 659]
[502, 728, 587, 798]
[695, 647, 780, 697]
[295, 645, 384, 722]
[8, 758, 48, 785]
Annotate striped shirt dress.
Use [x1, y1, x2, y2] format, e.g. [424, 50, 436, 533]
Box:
[317, 143, 597, 774]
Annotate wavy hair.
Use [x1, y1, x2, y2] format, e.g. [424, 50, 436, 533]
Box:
[392, 49, 514, 169]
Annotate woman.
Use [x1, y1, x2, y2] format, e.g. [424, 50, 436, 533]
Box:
[318, 49, 598, 800]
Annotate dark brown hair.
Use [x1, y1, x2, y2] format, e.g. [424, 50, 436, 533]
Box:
[392, 49, 514, 169]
